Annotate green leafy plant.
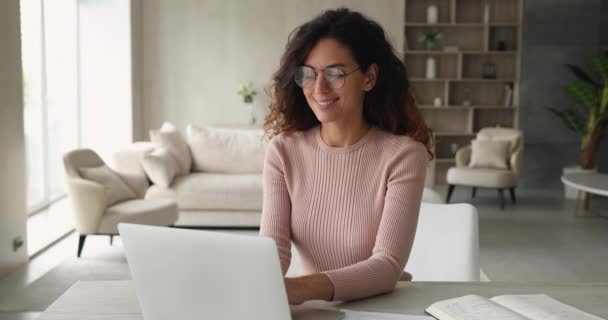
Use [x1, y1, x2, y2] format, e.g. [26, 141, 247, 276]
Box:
[416, 30, 443, 50]
[549, 52, 608, 169]
[237, 81, 257, 104]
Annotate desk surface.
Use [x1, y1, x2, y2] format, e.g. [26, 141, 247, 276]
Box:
[37, 280, 608, 319]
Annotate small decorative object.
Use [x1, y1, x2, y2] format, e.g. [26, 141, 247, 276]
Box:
[427, 3, 438, 24]
[482, 61, 497, 79]
[503, 83, 513, 107]
[483, 3, 490, 24]
[450, 143, 460, 156]
[237, 81, 257, 126]
[443, 46, 459, 53]
[425, 56, 437, 79]
[433, 97, 442, 107]
[496, 40, 507, 51]
[417, 30, 443, 50]
[462, 87, 473, 106]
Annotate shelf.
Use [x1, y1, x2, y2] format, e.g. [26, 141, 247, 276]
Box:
[453, 78, 516, 82]
[405, 23, 485, 27]
[433, 132, 474, 136]
[419, 105, 517, 110]
[435, 159, 457, 164]
[410, 78, 450, 82]
[406, 50, 516, 55]
[405, 0, 522, 186]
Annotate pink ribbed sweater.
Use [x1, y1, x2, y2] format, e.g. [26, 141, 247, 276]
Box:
[259, 126, 428, 302]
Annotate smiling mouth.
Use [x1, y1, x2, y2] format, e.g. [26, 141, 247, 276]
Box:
[314, 98, 339, 107]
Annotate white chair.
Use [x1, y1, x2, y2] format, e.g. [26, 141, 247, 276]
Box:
[446, 127, 523, 210]
[422, 187, 444, 204]
[405, 202, 480, 281]
[63, 149, 179, 257]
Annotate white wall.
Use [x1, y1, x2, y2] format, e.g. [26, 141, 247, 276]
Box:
[0, 0, 28, 278]
[136, 0, 404, 138]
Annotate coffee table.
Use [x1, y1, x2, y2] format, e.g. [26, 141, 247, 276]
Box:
[561, 172, 608, 217]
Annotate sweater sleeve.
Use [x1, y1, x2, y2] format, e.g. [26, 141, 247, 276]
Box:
[323, 142, 428, 301]
[259, 138, 292, 275]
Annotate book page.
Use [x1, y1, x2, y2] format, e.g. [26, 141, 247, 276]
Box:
[490, 294, 604, 320]
[425, 294, 529, 320]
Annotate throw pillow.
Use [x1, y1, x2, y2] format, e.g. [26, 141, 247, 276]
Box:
[142, 148, 180, 187]
[78, 165, 137, 207]
[186, 125, 268, 174]
[468, 139, 510, 169]
[149, 122, 192, 176]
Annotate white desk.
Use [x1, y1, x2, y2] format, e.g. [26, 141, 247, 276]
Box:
[562, 172, 608, 216]
[37, 280, 608, 319]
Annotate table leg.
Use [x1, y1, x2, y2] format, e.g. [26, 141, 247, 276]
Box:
[574, 190, 587, 217]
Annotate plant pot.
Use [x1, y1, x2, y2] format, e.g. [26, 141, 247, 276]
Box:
[562, 165, 597, 199]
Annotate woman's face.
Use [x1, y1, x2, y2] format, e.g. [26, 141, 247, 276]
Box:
[301, 38, 377, 125]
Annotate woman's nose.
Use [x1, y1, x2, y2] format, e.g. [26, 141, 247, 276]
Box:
[314, 73, 331, 93]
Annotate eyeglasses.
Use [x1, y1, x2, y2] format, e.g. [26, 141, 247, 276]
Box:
[294, 65, 360, 89]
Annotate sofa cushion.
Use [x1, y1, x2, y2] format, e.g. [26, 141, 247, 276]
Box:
[447, 167, 516, 188]
[150, 122, 192, 176]
[468, 139, 510, 169]
[142, 148, 179, 187]
[186, 125, 267, 174]
[78, 165, 137, 206]
[145, 173, 263, 211]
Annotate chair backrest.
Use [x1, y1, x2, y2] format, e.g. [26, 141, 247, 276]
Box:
[405, 203, 480, 281]
[63, 149, 106, 178]
[477, 127, 522, 155]
[421, 187, 444, 203]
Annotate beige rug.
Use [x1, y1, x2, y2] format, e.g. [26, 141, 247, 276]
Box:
[0, 247, 130, 312]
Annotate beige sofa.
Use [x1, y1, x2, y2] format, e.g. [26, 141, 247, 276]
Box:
[114, 123, 442, 228]
[113, 124, 267, 228]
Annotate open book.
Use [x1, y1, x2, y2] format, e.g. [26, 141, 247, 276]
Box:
[425, 294, 604, 320]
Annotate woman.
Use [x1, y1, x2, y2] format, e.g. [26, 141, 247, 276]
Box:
[260, 8, 433, 304]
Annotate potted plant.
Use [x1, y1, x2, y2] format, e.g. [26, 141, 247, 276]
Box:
[237, 81, 257, 126]
[549, 52, 608, 171]
[416, 30, 443, 50]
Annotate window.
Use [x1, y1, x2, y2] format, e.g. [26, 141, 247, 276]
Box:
[20, 0, 79, 214]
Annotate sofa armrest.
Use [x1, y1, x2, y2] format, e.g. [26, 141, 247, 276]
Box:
[112, 142, 155, 198]
[455, 145, 472, 167]
[66, 177, 107, 234]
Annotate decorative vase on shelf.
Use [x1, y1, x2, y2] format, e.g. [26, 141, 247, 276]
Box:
[483, 3, 490, 24]
[427, 4, 438, 24]
[425, 56, 436, 79]
[246, 104, 256, 127]
[433, 97, 442, 107]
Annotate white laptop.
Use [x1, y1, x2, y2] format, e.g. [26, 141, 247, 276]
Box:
[118, 223, 291, 320]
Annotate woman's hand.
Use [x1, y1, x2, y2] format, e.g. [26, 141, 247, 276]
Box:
[284, 273, 334, 305]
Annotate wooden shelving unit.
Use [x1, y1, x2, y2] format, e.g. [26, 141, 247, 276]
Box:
[405, 0, 523, 186]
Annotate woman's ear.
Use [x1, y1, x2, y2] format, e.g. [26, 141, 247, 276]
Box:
[363, 63, 378, 92]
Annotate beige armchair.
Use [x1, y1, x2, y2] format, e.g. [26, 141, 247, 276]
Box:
[63, 149, 178, 257]
[446, 128, 523, 209]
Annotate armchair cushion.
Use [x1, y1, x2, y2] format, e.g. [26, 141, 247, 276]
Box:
[78, 165, 137, 206]
[150, 122, 192, 176]
[142, 148, 179, 187]
[98, 198, 178, 234]
[447, 167, 516, 188]
[468, 139, 510, 169]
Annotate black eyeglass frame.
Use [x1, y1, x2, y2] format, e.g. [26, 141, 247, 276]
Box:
[294, 65, 361, 89]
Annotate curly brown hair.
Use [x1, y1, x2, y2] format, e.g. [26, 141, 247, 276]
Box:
[264, 8, 434, 159]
